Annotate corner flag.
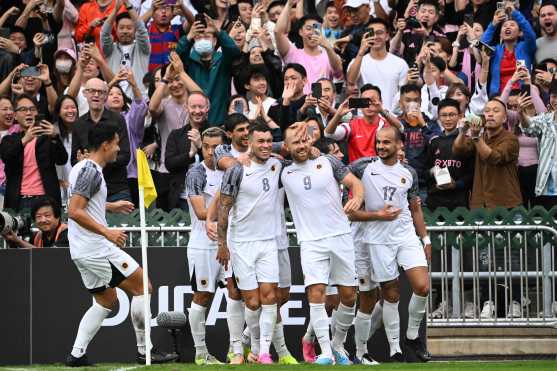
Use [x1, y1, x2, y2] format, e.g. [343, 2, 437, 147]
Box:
[136, 149, 157, 208]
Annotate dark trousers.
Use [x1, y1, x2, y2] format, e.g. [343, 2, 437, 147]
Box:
[152, 171, 173, 212]
[518, 165, 538, 208]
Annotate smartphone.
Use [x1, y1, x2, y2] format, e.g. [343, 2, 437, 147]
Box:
[463, 13, 474, 27]
[35, 113, 45, 127]
[194, 13, 207, 28]
[313, 22, 321, 36]
[20, 66, 41, 77]
[252, 17, 261, 29]
[405, 17, 421, 29]
[84, 34, 95, 44]
[0, 27, 10, 39]
[426, 34, 436, 44]
[520, 84, 530, 97]
[516, 59, 526, 70]
[348, 98, 371, 109]
[311, 83, 322, 100]
[233, 100, 243, 113]
[366, 28, 375, 38]
[496, 1, 505, 11]
[478, 40, 494, 56]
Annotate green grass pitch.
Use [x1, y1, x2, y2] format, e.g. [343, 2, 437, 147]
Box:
[2, 361, 557, 371]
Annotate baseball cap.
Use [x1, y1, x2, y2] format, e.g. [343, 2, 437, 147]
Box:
[54, 48, 77, 62]
[343, 0, 369, 8]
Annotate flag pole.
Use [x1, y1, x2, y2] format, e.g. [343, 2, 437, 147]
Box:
[139, 184, 151, 366]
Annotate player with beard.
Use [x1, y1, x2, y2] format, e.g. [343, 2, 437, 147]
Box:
[281, 124, 364, 365]
[348, 126, 431, 363]
[216, 123, 283, 364]
[65, 124, 176, 366]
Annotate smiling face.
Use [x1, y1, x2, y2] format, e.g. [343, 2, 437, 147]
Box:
[22, 76, 41, 95]
[59, 98, 78, 125]
[0, 98, 14, 129]
[324, 6, 339, 28]
[376, 127, 401, 162]
[187, 93, 210, 128]
[249, 129, 273, 162]
[448, 88, 470, 112]
[249, 46, 264, 64]
[34, 206, 60, 234]
[230, 121, 250, 150]
[299, 18, 321, 48]
[501, 20, 521, 42]
[116, 17, 135, 45]
[107, 86, 125, 111]
[238, 2, 253, 24]
[366, 22, 389, 50]
[14, 97, 37, 130]
[285, 126, 312, 163]
[247, 74, 268, 96]
[84, 78, 108, 111]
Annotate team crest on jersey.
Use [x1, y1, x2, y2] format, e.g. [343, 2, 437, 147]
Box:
[401, 178, 406, 184]
[271, 165, 276, 171]
[359, 278, 365, 285]
[317, 164, 322, 169]
[122, 262, 128, 269]
[201, 279, 208, 287]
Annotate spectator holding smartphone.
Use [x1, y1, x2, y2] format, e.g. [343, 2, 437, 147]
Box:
[0, 94, 67, 212]
[480, 1, 536, 96]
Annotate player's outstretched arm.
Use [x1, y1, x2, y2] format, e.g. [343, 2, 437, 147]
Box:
[68, 195, 127, 248]
[347, 204, 402, 222]
[409, 197, 431, 262]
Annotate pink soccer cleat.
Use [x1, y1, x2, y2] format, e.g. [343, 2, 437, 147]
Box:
[258, 353, 273, 364]
[302, 338, 317, 363]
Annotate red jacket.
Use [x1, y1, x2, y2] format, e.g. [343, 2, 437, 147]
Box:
[75, 0, 126, 45]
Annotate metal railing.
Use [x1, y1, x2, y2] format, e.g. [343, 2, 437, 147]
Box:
[427, 225, 556, 327]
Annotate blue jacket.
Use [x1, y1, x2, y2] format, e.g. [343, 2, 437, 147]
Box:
[480, 10, 536, 96]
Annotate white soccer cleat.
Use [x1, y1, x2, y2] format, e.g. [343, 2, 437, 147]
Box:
[480, 301, 495, 319]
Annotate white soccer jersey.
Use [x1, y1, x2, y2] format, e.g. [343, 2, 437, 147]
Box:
[349, 157, 420, 244]
[275, 188, 289, 250]
[281, 155, 352, 242]
[186, 162, 223, 249]
[221, 157, 282, 242]
[68, 159, 114, 260]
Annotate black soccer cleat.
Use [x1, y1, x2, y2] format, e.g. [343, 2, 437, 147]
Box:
[404, 336, 432, 362]
[65, 354, 91, 367]
[136, 348, 179, 364]
[389, 352, 405, 362]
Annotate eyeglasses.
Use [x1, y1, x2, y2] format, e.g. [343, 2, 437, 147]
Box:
[85, 88, 108, 96]
[15, 106, 38, 113]
[439, 113, 459, 118]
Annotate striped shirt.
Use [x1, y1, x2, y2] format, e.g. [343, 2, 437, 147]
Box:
[524, 112, 557, 196]
[148, 23, 182, 72]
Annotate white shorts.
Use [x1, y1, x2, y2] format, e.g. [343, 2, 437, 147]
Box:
[366, 234, 428, 283]
[355, 236, 379, 292]
[187, 248, 225, 293]
[73, 248, 140, 293]
[326, 285, 338, 296]
[278, 248, 292, 288]
[230, 239, 279, 291]
[300, 233, 357, 288]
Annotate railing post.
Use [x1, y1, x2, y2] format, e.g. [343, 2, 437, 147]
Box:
[451, 245, 461, 318]
[542, 241, 552, 317]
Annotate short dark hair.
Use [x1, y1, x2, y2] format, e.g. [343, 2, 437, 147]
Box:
[31, 197, 61, 220]
[88, 123, 119, 151]
[247, 64, 269, 84]
[248, 121, 272, 137]
[418, 0, 440, 13]
[224, 113, 249, 132]
[430, 56, 447, 72]
[299, 14, 323, 27]
[316, 77, 334, 90]
[447, 82, 471, 99]
[267, 0, 285, 12]
[360, 83, 382, 99]
[314, 137, 337, 154]
[367, 17, 390, 31]
[116, 12, 132, 24]
[283, 63, 307, 79]
[438, 98, 461, 114]
[540, 0, 557, 13]
[325, 1, 336, 10]
[237, 0, 253, 5]
[202, 127, 227, 142]
[14, 94, 38, 109]
[0, 95, 12, 105]
[400, 84, 421, 96]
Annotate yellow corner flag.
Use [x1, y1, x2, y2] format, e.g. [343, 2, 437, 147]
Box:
[136, 149, 157, 208]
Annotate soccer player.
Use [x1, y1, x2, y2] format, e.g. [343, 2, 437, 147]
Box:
[216, 123, 283, 364]
[348, 126, 432, 362]
[206, 114, 250, 364]
[281, 123, 365, 365]
[65, 124, 176, 366]
[185, 127, 228, 365]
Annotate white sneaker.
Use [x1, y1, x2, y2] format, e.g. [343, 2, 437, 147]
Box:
[507, 301, 522, 318]
[463, 302, 476, 318]
[552, 301, 557, 317]
[431, 301, 450, 319]
[480, 301, 495, 319]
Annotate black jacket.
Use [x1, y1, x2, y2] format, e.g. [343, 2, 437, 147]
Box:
[269, 95, 306, 132]
[71, 109, 130, 197]
[0, 132, 67, 211]
[424, 130, 474, 210]
[164, 124, 197, 209]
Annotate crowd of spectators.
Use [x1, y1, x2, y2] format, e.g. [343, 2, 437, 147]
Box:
[0, 0, 557, 216]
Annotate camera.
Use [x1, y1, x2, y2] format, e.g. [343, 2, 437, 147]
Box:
[0, 211, 29, 235]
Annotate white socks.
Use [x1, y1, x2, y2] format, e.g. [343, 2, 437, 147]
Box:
[369, 301, 383, 340]
[407, 293, 427, 340]
[303, 322, 315, 343]
[330, 308, 337, 338]
[383, 300, 401, 356]
[354, 310, 371, 358]
[309, 303, 332, 358]
[272, 321, 290, 357]
[227, 298, 245, 355]
[189, 302, 208, 356]
[71, 301, 112, 358]
[244, 307, 262, 356]
[131, 294, 153, 356]
[332, 303, 355, 350]
[260, 304, 277, 355]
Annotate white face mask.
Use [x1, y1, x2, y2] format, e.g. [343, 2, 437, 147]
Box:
[55, 59, 73, 74]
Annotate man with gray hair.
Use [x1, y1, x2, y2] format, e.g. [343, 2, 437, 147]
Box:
[71, 78, 132, 202]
